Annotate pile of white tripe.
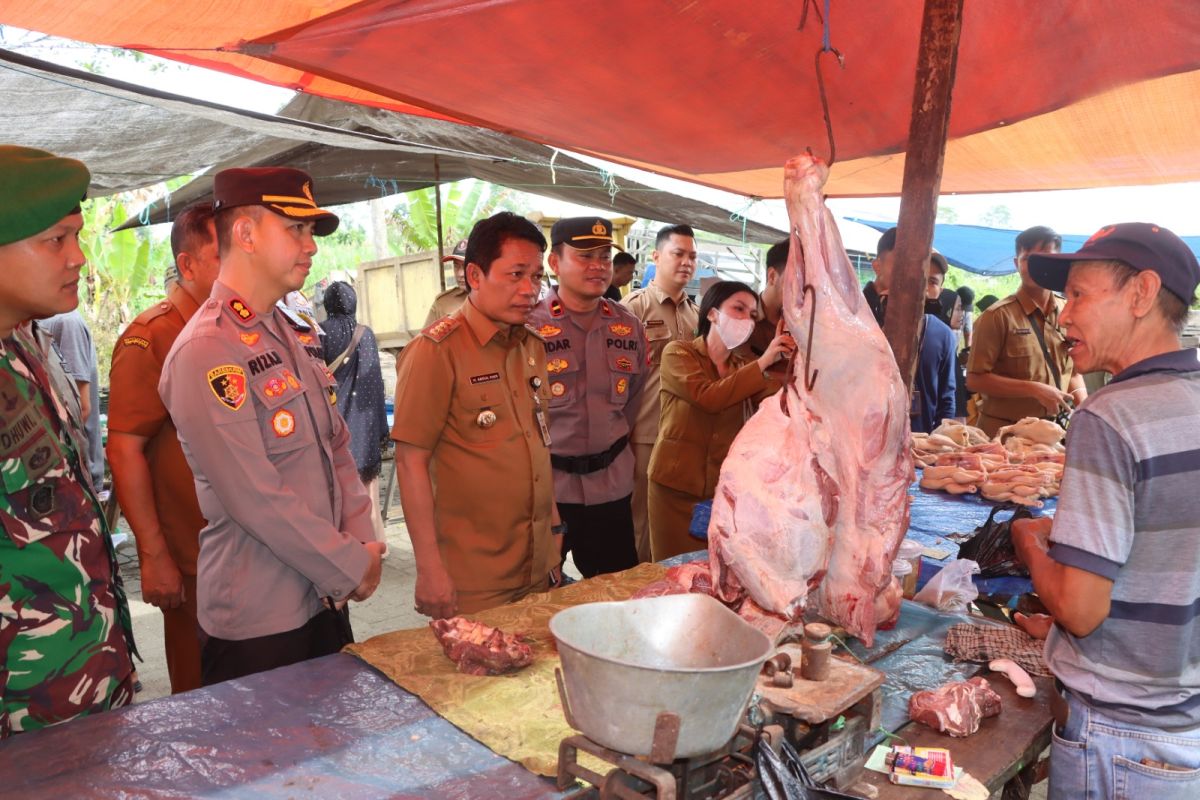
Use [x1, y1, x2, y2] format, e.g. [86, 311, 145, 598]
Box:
[911, 418, 1065, 507]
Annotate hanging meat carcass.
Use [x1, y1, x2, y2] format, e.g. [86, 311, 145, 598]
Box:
[709, 154, 912, 646]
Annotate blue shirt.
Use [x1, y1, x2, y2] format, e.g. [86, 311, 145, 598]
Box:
[910, 314, 956, 433]
[1045, 348, 1200, 729]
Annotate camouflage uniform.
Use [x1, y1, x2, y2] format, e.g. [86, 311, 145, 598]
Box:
[0, 322, 136, 738]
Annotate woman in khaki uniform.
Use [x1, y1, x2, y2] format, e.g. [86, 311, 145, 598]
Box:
[648, 282, 794, 560]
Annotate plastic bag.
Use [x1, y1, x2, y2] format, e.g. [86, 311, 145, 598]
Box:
[912, 559, 980, 614]
[756, 735, 862, 800]
[956, 503, 1034, 577]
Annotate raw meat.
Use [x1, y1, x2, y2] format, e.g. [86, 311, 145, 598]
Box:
[632, 562, 715, 599]
[996, 417, 1064, 446]
[908, 676, 1003, 737]
[708, 154, 911, 646]
[429, 617, 534, 676]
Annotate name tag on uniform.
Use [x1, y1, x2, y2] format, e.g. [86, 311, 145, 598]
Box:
[1013, 328, 1032, 335]
[645, 319, 666, 328]
[470, 372, 500, 385]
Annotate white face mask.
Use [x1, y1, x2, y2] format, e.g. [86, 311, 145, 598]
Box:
[714, 310, 754, 350]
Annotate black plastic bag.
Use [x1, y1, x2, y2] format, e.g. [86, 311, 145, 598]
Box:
[956, 503, 1035, 578]
[755, 735, 861, 800]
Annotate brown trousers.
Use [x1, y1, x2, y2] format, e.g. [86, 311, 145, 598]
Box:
[631, 442, 654, 563]
[456, 576, 551, 615]
[163, 573, 202, 694]
[648, 480, 706, 562]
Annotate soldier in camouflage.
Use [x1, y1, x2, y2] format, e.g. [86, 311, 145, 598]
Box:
[0, 145, 136, 738]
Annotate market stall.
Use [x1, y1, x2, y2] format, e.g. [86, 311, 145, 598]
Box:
[1, 544, 1050, 800]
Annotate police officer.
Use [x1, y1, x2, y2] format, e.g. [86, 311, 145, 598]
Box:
[967, 226, 1087, 437]
[623, 224, 700, 562]
[529, 218, 645, 577]
[423, 238, 470, 326]
[159, 167, 384, 685]
[107, 201, 219, 694]
[0, 145, 135, 736]
[392, 212, 560, 620]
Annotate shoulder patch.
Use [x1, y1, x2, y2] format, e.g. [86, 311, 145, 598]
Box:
[121, 336, 150, 350]
[422, 316, 461, 342]
[207, 365, 248, 411]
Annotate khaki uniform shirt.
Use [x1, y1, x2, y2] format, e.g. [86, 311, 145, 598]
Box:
[527, 290, 646, 505]
[391, 299, 556, 592]
[967, 291, 1074, 425]
[622, 283, 700, 445]
[108, 283, 205, 575]
[159, 281, 373, 641]
[424, 286, 468, 328]
[649, 337, 774, 498]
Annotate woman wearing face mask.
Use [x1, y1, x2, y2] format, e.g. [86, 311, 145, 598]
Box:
[647, 281, 795, 560]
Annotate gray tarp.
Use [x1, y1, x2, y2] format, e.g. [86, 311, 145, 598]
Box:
[0, 49, 784, 242]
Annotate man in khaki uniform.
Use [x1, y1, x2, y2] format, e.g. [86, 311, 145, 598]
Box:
[423, 238, 469, 326]
[623, 223, 700, 562]
[107, 202, 219, 694]
[967, 226, 1087, 437]
[159, 167, 384, 685]
[393, 212, 560, 620]
[529, 217, 645, 577]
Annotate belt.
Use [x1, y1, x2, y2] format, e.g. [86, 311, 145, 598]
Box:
[1050, 679, 1069, 732]
[551, 435, 629, 475]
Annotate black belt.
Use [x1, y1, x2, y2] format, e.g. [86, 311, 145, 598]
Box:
[551, 435, 629, 475]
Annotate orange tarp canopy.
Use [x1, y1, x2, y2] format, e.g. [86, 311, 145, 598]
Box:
[5, 0, 1200, 197]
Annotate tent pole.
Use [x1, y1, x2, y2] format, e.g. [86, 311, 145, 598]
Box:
[883, 0, 964, 394]
[434, 155, 447, 292]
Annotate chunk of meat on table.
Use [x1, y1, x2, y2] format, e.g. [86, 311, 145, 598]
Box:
[908, 676, 1003, 737]
[429, 617, 534, 676]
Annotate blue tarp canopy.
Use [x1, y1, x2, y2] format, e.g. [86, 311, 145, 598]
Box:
[849, 218, 1200, 276]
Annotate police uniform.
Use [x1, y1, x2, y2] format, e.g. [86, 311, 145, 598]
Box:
[160, 279, 375, 683]
[1, 323, 136, 737]
[108, 282, 207, 693]
[622, 283, 699, 562]
[391, 299, 556, 613]
[528, 288, 645, 577]
[967, 292, 1074, 437]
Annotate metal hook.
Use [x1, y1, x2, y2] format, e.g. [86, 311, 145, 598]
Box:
[802, 284, 819, 391]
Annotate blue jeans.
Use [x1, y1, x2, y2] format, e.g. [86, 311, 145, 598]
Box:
[1050, 689, 1200, 799]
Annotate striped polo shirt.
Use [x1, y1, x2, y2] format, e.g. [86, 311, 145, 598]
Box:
[1045, 348, 1200, 729]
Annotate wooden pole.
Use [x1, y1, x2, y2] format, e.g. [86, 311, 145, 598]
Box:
[882, 0, 965, 393]
[434, 154, 447, 291]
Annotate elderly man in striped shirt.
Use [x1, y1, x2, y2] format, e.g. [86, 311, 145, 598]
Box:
[1012, 222, 1200, 800]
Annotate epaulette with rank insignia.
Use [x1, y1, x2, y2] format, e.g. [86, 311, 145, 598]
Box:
[525, 323, 547, 341]
[422, 316, 460, 342]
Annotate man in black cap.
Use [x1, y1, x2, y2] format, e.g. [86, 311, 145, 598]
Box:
[0, 146, 136, 736]
[1011, 223, 1200, 799]
[424, 238, 470, 326]
[528, 217, 645, 577]
[159, 167, 384, 685]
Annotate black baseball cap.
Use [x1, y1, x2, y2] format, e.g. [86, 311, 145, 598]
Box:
[441, 239, 468, 263]
[550, 217, 623, 251]
[213, 167, 339, 236]
[1028, 222, 1200, 305]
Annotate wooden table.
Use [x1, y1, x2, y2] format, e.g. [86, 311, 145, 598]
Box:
[858, 675, 1053, 799]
